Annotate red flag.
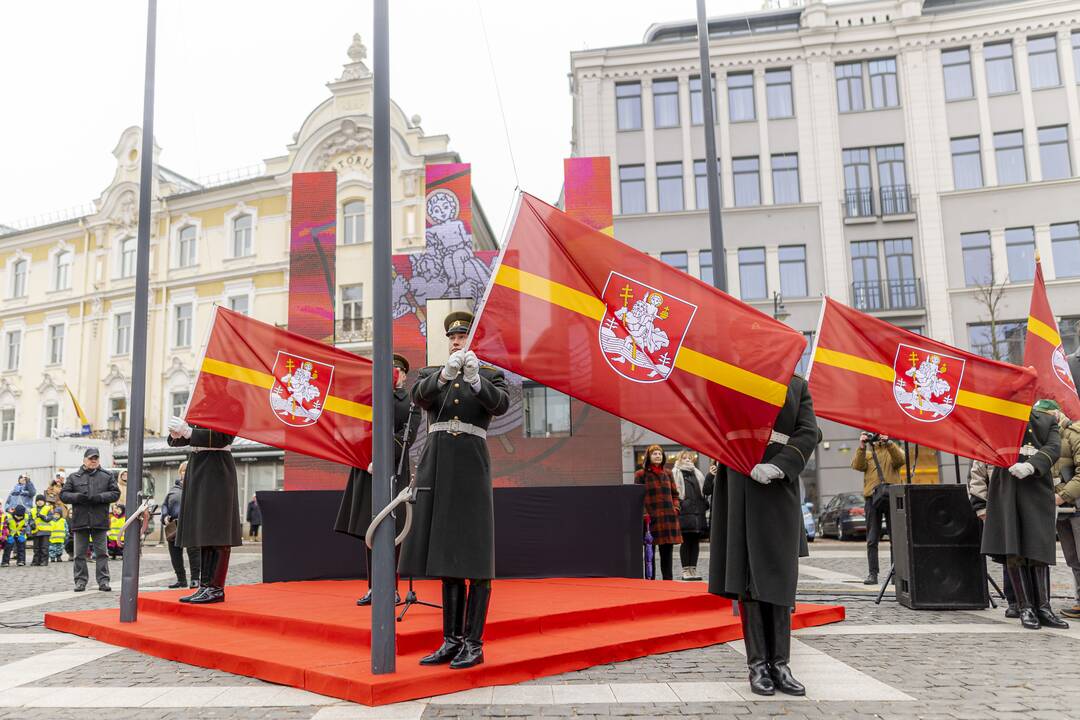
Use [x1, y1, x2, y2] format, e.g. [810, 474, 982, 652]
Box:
[469, 193, 807, 475]
[187, 307, 372, 469]
[809, 298, 1036, 466]
[1024, 260, 1080, 419]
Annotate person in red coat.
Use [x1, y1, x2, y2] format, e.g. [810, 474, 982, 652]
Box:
[635, 445, 682, 580]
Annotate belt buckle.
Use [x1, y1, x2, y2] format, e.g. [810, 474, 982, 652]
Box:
[448, 418, 462, 435]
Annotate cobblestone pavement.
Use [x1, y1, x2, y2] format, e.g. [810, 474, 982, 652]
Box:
[1, 539, 1079, 719]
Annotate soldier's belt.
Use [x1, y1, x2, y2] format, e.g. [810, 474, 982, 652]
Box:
[190, 445, 233, 453]
[429, 420, 487, 438]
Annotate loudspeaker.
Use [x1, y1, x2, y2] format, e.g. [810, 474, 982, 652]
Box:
[889, 484, 988, 610]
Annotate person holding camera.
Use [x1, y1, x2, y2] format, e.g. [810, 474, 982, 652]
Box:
[851, 432, 906, 585]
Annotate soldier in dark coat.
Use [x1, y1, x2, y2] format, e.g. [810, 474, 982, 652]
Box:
[982, 406, 1065, 630]
[399, 311, 510, 670]
[709, 374, 818, 697]
[336, 353, 420, 605]
[167, 416, 242, 604]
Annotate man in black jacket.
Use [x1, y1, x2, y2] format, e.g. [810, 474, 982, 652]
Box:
[59, 448, 120, 592]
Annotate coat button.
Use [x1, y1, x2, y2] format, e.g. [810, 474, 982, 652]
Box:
[453, 398, 460, 405]
[454, 383, 460, 388]
[453, 415, 459, 421]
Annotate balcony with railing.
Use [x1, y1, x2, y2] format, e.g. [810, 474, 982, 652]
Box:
[879, 184, 911, 216]
[851, 278, 924, 312]
[843, 188, 874, 219]
[336, 317, 374, 343]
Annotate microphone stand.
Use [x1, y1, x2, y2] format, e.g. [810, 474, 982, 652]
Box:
[396, 401, 440, 622]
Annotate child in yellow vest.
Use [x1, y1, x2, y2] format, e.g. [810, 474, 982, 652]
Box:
[107, 505, 126, 559]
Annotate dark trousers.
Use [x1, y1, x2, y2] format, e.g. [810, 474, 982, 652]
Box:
[657, 543, 674, 581]
[249, 524, 260, 539]
[31, 535, 48, 565]
[72, 529, 109, 588]
[168, 541, 201, 584]
[1, 539, 25, 565]
[865, 497, 892, 575]
[680, 532, 702, 568]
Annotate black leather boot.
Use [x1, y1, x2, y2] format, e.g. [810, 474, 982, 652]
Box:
[191, 547, 230, 604]
[451, 580, 491, 669]
[420, 579, 466, 665]
[739, 600, 775, 696]
[765, 602, 805, 696]
[179, 548, 213, 603]
[1006, 564, 1040, 629]
[1034, 565, 1069, 629]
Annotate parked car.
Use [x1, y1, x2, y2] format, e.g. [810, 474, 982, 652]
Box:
[816, 492, 867, 540]
[802, 502, 816, 542]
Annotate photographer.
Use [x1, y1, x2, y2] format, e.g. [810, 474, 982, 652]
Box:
[851, 432, 906, 585]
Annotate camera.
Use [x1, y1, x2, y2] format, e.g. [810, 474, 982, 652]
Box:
[863, 432, 888, 444]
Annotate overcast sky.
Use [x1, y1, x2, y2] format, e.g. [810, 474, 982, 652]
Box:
[0, 0, 763, 233]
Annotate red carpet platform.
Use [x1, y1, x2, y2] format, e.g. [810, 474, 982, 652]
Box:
[45, 578, 844, 706]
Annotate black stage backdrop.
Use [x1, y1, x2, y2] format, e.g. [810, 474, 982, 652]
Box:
[258, 485, 644, 583]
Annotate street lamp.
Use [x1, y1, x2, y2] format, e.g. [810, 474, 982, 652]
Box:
[772, 291, 789, 322]
[107, 413, 121, 442]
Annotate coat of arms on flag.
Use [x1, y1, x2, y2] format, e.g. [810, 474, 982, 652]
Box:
[598, 271, 697, 384]
[892, 343, 965, 422]
[1052, 344, 1075, 388]
[270, 351, 335, 427]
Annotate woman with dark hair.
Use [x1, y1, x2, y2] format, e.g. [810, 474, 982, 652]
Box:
[635, 445, 681, 581]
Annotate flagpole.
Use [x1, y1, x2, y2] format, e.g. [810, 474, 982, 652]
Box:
[695, 0, 726, 294]
[370, 0, 397, 673]
[119, 0, 157, 623]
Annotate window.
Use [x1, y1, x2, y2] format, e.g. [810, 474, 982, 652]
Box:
[968, 321, 1026, 364]
[54, 250, 71, 291]
[836, 62, 864, 112]
[174, 303, 192, 347]
[771, 154, 800, 204]
[732, 157, 760, 207]
[0, 407, 12, 442]
[616, 82, 642, 131]
[1038, 125, 1071, 180]
[120, 237, 136, 278]
[227, 295, 250, 315]
[1062, 317, 1080, 354]
[1074, 32, 1080, 83]
[343, 201, 366, 245]
[842, 148, 873, 217]
[660, 251, 688, 272]
[960, 231, 993, 286]
[728, 72, 755, 122]
[876, 145, 909, 214]
[1028, 35, 1060, 89]
[110, 397, 127, 435]
[699, 250, 713, 286]
[619, 165, 646, 214]
[47, 324, 64, 365]
[689, 75, 715, 125]
[951, 136, 984, 189]
[171, 390, 190, 419]
[765, 68, 793, 118]
[693, 160, 720, 209]
[523, 383, 571, 438]
[994, 130, 1027, 184]
[984, 41, 1016, 94]
[232, 214, 253, 257]
[177, 225, 196, 267]
[42, 403, 58, 438]
[114, 312, 132, 355]
[341, 284, 363, 331]
[656, 162, 684, 212]
[851, 241, 882, 310]
[796, 332, 815, 376]
[4, 330, 20, 371]
[779, 245, 807, 297]
[868, 58, 899, 108]
[11, 259, 27, 298]
[942, 47, 974, 100]
[884, 238, 918, 308]
[652, 78, 679, 128]
[1005, 227, 1036, 282]
[1051, 222, 1080, 278]
[738, 247, 767, 300]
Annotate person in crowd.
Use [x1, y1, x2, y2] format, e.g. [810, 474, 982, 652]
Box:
[982, 401, 1065, 630]
[161, 461, 201, 589]
[969, 460, 1017, 616]
[336, 353, 418, 605]
[710, 374, 819, 697]
[1, 505, 29, 566]
[44, 478, 68, 519]
[635, 445, 682, 582]
[400, 310, 509, 670]
[107, 504, 126, 559]
[5, 475, 36, 513]
[30, 495, 54, 566]
[673, 450, 707, 581]
[246, 495, 262, 542]
[60, 448, 119, 591]
[850, 432, 906, 585]
[48, 503, 67, 563]
[116, 470, 129, 504]
[1047, 403, 1080, 618]
[167, 416, 241, 604]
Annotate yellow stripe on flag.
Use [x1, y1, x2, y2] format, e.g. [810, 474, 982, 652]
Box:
[814, 346, 1031, 421]
[1027, 315, 1062, 347]
[201, 357, 372, 422]
[495, 265, 606, 322]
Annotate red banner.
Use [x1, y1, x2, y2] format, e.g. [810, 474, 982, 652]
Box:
[469, 193, 807, 475]
[1024, 261, 1080, 419]
[809, 298, 1036, 466]
[187, 307, 372, 469]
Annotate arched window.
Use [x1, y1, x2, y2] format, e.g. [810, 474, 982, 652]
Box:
[232, 214, 253, 257]
[343, 201, 365, 245]
[177, 225, 197, 267]
[10, 259, 27, 298]
[54, 250, 72, 290]
[120, 237, 136, 277]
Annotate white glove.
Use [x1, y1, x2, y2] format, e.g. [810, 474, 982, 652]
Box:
[168, 416, 192, 439]
[1008, 462, 1035, 479]
[749, 463, 784, 485]
[367, 462, 374, 473]
[463, 351, 480, 384]
[440, 350, 465, 383]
